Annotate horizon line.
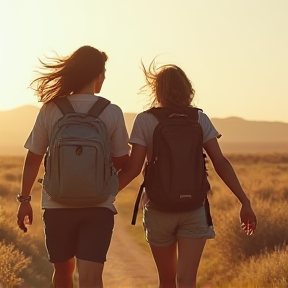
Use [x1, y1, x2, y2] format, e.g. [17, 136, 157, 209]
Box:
[1, 104, 288, 124]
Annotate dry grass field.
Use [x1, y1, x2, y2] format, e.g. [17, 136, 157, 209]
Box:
[1, 153, 288, 288]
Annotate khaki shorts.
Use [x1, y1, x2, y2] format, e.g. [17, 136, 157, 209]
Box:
[143, 204, 215, 247]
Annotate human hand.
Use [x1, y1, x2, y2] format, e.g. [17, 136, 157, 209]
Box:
[17, 202, 33, 233]
[240, 202, 257, 235]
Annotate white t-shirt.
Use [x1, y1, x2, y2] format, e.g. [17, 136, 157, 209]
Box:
[129, 109, 221, 161]
[25, 94, 130, 212]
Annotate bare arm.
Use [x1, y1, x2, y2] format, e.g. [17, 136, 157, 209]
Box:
[117, 144, 147, 191]
[204, 138, 250, 204]
[20, 150, 44, 197]
[111, 154, 130, 172]
[204, 138, 257, 234]
[17, 150, 43, 233]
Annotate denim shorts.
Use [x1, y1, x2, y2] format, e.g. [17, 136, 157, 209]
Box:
[143, 204, 215, 247]
[42, 207, 114, 263]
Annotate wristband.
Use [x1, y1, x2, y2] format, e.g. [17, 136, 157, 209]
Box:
[17, 194, 31, 203]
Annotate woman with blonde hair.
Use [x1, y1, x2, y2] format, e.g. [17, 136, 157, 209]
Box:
[16, 45, 130, 288]
[118, 59, 257, 288]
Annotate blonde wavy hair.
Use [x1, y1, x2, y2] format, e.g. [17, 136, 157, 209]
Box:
[140, 58, 195, 109]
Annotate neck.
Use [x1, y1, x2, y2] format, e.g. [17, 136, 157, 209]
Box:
[74, 83, 94, 95]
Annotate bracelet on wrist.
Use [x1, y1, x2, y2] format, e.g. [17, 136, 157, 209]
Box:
[17, 194, 31, 203]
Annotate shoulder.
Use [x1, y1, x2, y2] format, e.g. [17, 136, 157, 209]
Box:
[42, 100, 57, 111]
[196, 108, 210, 122]
[102, 103, 125, 122]
[135, 110, 158, 124]
[195, 108, 214, 128]
[130, 111, 159, 137]
[196, 109, 222, 139]
[39, 100, 64, 120]
[98, 102, 127, 132]
[35, 102, 55, 119]
[105, 102, 123, 114]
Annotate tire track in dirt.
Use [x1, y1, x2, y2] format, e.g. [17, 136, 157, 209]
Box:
[103, 214, 158, 287]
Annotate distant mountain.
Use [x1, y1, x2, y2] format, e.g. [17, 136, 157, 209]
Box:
[0, 106, 39, 155]
[210, 117, 288, 153]
[0, 105, 287, 155]
[211, 116, 288, 142]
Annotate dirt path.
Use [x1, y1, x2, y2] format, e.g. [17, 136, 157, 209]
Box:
[103, 215, 158, 288]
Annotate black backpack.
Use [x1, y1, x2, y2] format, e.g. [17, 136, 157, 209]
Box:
[131, 107, 211, 225]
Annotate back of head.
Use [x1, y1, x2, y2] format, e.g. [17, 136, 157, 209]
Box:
[141, 59, 195, 110]
[66, 45, 107, 92]
[31, 45, 108, 103]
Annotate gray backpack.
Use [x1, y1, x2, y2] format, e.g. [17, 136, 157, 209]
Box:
[42, 96, 118, 206]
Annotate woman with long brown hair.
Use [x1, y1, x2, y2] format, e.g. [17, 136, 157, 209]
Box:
[16, 45, 130, 288]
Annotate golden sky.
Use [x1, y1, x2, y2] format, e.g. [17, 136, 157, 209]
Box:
[0, 0, 287, 123]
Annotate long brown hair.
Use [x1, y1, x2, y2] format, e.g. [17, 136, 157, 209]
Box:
[30, 46, 108, 103]
[140, 59, 195, 109]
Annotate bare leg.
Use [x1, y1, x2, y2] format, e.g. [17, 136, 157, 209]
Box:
[177, 237, 206, 288]
[52, 258, 75, 288]
[149, 242, 177, 288]
[77, 259, 104, 288]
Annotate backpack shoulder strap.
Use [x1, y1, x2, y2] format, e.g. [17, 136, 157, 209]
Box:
[185, 107, 201, 122]
[145, 107, 172, 122]
[131, 182, 145, 225]
[53, 97, 75, 115]
[87, 97, 111, 117]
